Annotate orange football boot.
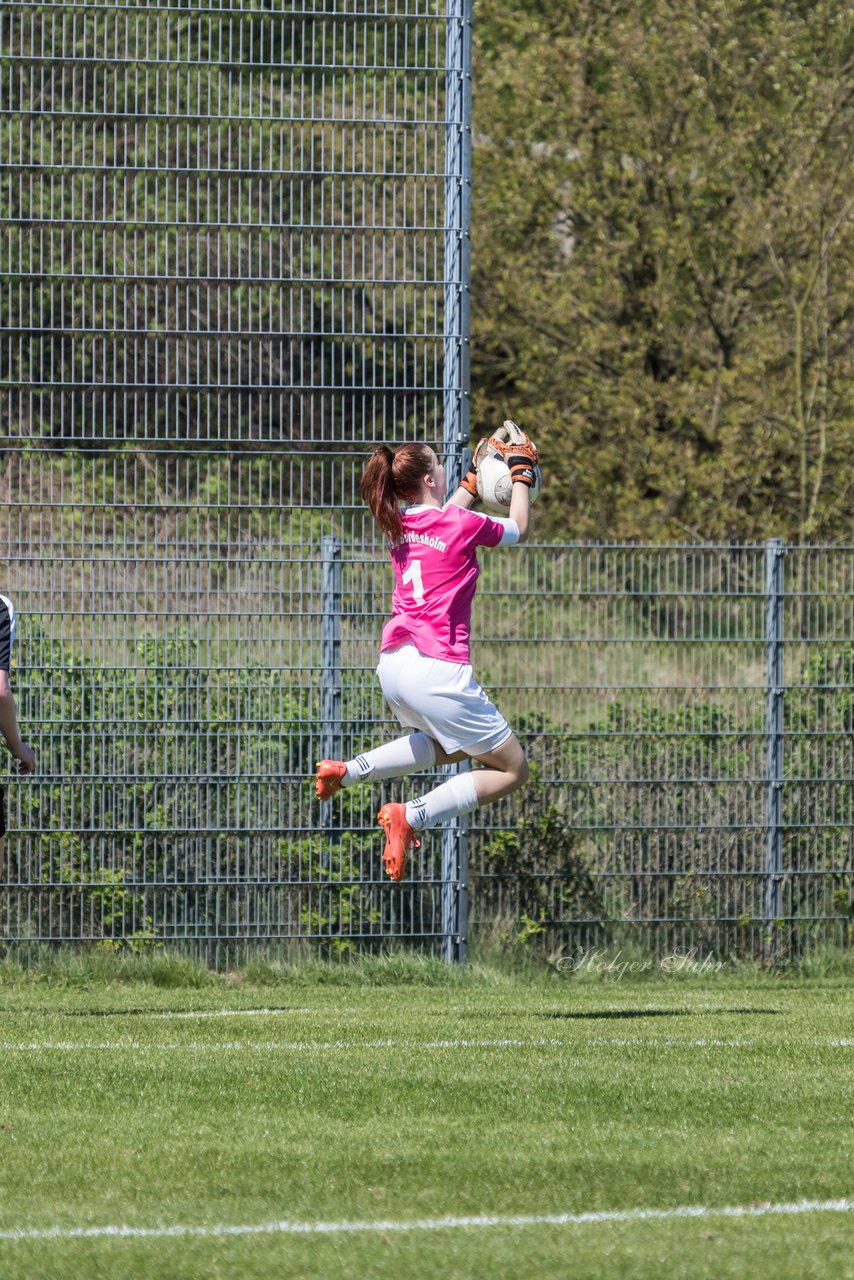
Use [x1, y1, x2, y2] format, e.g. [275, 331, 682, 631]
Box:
[376, 802, 420, 882]
[315, 760, 347, 801]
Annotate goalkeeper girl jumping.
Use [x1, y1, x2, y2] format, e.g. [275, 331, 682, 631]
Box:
[315, 424, 538, 882]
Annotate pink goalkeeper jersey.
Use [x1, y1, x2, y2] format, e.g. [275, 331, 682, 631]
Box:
[381, 504, 509, 664]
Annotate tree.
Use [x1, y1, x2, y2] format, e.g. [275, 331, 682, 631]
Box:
[471, 0, 854, 541]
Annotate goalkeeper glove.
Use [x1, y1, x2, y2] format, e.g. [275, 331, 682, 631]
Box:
[461, 440, 489, 497]
[460, 464, 478, 497]
[507, 454, 538, 487]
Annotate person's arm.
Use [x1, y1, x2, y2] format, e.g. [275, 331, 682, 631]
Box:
[446, 440, 493, 510]
[0, 672, 36, 773]
[509, 481, 531, 543]
[446, 484, 476, 509]
[445, 455, 479, 510]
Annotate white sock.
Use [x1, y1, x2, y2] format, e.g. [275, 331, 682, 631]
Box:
[405, 770, 479, 832]
[342, 732, 436, 785]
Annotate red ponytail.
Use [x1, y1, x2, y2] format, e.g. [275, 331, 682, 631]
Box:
[360, 443, 433, 541]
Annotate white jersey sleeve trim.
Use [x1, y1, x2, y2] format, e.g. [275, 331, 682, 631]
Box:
[463, 508, 522, 545]
[489, 516, 521, 545]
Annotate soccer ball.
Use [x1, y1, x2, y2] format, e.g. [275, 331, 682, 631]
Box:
[476, 453, 542, 513]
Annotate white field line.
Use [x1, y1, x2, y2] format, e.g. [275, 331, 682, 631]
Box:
[0, 1036, 850, 1052]
[0, 1037, 560, 1052]
[0, 1198, 851, 1244]
[146, 1009, 313, 1019]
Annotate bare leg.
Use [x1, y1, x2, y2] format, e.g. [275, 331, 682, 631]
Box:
[433, 733, 529, 808]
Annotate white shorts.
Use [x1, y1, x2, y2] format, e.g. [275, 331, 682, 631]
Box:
[377, 643, 512, 756]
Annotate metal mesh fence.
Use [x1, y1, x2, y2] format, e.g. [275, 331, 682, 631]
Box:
[1, 2, 852, 962]
[1, 0, 449, 446]
[2, 478, 852, 961]
[468, 543, 853, 960]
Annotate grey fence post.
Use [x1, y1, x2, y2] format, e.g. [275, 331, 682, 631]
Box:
[764, 539, 785, 956]
[441, 0, 474, 965]
[443, 0, 473, 493]
[321, 537, 343, 851]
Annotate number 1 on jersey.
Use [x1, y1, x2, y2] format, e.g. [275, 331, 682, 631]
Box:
[402, 559, 425, 604]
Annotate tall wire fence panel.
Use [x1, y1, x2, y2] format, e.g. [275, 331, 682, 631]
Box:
[309, 541, 853, 962]
[0, 0, 464, 961]
[1, 3, 852, 963]
[1, 0, 450, 448]
[467, 543, 853, 960]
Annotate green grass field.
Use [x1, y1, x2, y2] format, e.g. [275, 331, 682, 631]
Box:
[0, 954, 851, 1279]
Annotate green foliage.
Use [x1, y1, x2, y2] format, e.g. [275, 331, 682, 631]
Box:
[293, 833, 382, 957]
[781, 640, 854, 952]
[477, 636, 853, 959]
[477, 700, 745, 953]
[472, 0, 854, 540]
[0, 5, 444, 454]
[3, 1, 851, 529]
[481, 761, 605, 935]
[7, 621, 852, 962]
[10, 624, 320, 946]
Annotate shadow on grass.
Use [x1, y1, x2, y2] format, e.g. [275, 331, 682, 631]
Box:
[535, 1008, 784, 1020]
[0, 1004, 786, 1019]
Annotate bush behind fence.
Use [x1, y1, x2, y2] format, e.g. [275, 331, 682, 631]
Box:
[2, 537, 851, 964]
